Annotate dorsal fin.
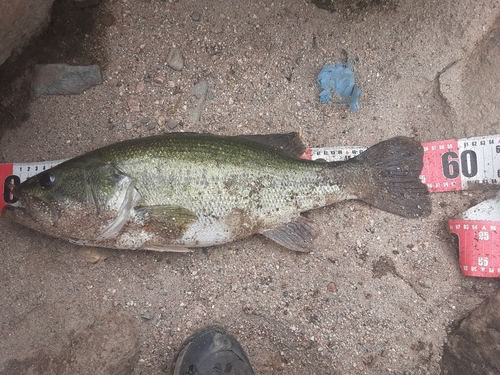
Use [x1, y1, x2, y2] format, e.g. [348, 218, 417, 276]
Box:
[237, 132, 306, 158]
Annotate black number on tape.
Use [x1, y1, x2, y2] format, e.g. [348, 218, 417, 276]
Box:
[460, 150, 477, 178]
[442, 150, 478, 179]
[442, 152, 460, 179]
[3, 175, 20, 204]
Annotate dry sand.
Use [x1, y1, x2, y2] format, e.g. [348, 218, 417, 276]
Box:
[1, 0, 500, 374]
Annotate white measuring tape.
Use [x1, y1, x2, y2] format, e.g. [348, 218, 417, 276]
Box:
[304, 134, 500, 278]
[303, 134, 500, 193]
[2, 134, 499, 277]
[0, 159, 66, 205]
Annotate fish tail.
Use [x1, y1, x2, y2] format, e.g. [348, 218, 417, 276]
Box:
[354, 136, 431, 218]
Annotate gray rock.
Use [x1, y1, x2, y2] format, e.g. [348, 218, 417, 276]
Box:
[441, 290, 500, 374]
[167, 119, 179, 130]
[191, 11, 201, 21]
[31, 63, 102, 98]
[0, 0, 54, 65]
[167, 48, 184, 71]
[189, 80, 208, 123]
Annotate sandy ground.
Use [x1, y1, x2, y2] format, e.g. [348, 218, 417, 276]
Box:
[1, 0, 500, 374]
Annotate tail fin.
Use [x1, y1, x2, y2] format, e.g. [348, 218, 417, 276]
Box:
[354, 136, 431, 218]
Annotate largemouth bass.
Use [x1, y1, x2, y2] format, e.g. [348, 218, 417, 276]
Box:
[3, 133, 431, 252]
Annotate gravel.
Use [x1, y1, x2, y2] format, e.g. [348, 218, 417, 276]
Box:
[0, 1, 499, 374]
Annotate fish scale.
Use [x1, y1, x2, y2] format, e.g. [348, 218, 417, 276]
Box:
[117, 138, 332, 219]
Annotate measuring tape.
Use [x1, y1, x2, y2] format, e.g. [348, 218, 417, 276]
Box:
[449, 220, 500, 278]
[305, 134, 500, 278]
[304, 134, 500, 193]
[1, 159, 66, 206]
[2, 134, 499, 277]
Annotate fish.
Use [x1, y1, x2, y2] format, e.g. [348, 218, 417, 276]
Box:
[2, 132, 431, 252]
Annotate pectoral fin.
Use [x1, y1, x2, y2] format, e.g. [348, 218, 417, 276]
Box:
[261, 216, 320, 252]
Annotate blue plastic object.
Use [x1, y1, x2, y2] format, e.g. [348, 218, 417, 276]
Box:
[317, 61, 362, 112]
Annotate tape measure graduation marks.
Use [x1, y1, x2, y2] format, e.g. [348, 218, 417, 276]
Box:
[449, 220, 500, 278]
[420, 134, 500, 193]
[304, 134, 500, 193]
[304, 133, 500, 278]
[1, 134, 499, 278]
[1, 159, 66, 207]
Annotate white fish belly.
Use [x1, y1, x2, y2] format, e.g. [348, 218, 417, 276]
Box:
[175, 216, 234, 247]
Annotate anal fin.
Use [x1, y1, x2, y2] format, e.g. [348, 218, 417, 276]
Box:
[261, 216, 320, 252]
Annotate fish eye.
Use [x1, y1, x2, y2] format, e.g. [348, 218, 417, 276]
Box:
[38, 172, 55, 188]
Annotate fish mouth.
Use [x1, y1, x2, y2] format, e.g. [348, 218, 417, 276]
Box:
[32, 196, 60, 223]
[8, 194, 60, 224]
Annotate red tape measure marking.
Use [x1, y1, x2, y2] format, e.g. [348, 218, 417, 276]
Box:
[0, 160, 66, 213]
[449, 220, 500, 278]
[421, 135, 500, 193]
[0, 163, 14, 212]
[421, 139, 461, 192]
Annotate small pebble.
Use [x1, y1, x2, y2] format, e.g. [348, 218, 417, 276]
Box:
[167, 119, 179, 129]
[84, 249, 108, 264]
[167, 48, 184, 71]
[189, 80, 208, 122]
[136, 81, 145, 93]
[153, 76, 166, 85]
[210, 25, 222, 34]
[157, 115, 166, 126]
[191, 11, 201, 21]
[31, 64, 102, 98]
[141, 311, 154, 320]
[327, 282, 337, 292]
[127, 95, 140, 112]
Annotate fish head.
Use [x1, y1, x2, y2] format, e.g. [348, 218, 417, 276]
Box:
[15, 169, 61, 219]
[2, 163, 101, 236]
